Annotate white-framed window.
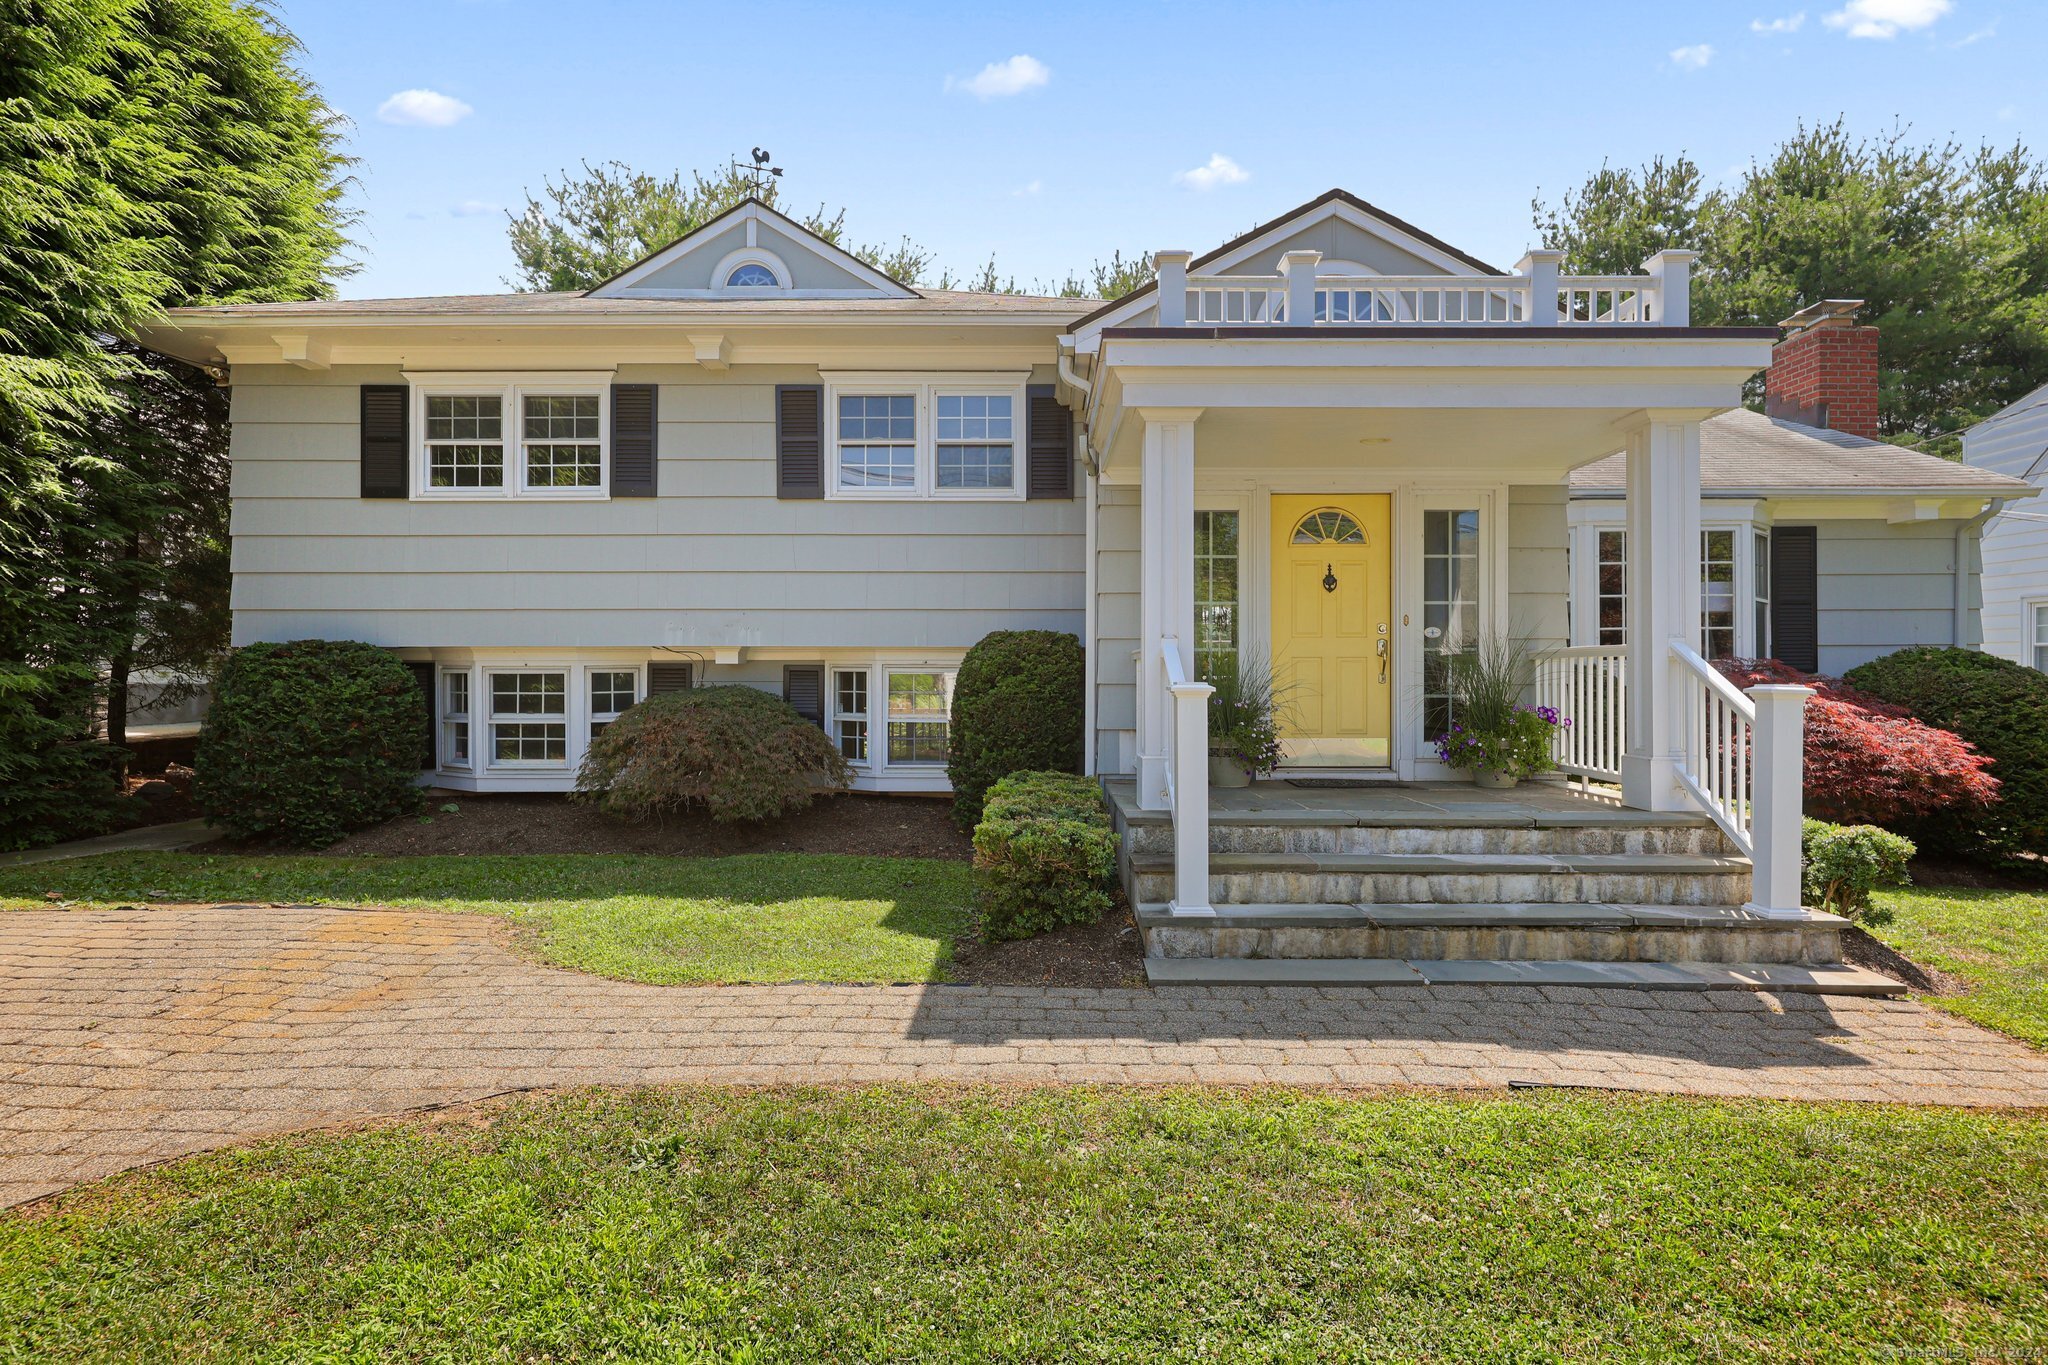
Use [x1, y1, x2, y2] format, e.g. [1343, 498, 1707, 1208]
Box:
[1595, 529, 1627, 646]
[1753, 529, 1772, 661]
[440, 669, 471, 769]
[884, 669, 952, 765]
[408, 373, 612, 500]
[2029, 600, 2048, 672]
[488, 670, 567, 766]
[586, 667, 640, 740]
[833, 668, 870, 763]
[822, 374, 1028, 501]
[1702, 529, 1738, 660]
[1194, 509, 1241, 683]
[1421, 506, 1482, 741]
[726, 263, 779, 287]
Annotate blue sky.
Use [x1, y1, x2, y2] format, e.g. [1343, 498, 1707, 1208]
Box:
[278, 0, 2037, 299]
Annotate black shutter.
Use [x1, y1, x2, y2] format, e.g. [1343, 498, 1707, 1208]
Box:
[1770, 527, 1820, 673]
[611, 383, 657, 497]
[648, 661, 693, 694]
[1026, 384, 1075, 500]
[776, 384, 825, 499]
[782, 664, 826, 728]
[361, 385, 409, 498]
[404, 661, 436, 769]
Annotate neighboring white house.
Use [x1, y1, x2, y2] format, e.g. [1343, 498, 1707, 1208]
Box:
[136, 189, 2035, 928]
[1966, 381, 2048, 671]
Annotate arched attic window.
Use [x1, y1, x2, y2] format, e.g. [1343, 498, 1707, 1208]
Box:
[726, 262, 779, 287]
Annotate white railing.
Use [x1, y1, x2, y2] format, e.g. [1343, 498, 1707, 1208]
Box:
[1670, 640, 1756, 855]
[1159, 248, 1694, 330]
[1159, 637, 1215, 915]
[1533, 646, 1627, 784]
[1669, 640, 1814, 917]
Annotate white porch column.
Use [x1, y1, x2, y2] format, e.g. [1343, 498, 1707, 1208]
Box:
[1747, 684, 1814, 917]
[1620, 410, 1705, 812]
[1136, 408, 1202, 811]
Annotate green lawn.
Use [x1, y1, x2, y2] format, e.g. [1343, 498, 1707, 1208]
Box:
[0, 852, 974, 985]
[1869, 884, 2048, 1047]
[5, 1087, 2047, 1361]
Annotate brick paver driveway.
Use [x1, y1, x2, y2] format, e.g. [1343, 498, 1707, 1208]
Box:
[6, 904, 2048, 1208]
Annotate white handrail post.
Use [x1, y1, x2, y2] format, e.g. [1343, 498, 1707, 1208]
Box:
[1641, 249, 1697, 327]
[1745, 684, 1813, 919]
[1153, 250, 1192, 327]
[1279, 250, 1321, 326]
[1515, 249, 1563, 325]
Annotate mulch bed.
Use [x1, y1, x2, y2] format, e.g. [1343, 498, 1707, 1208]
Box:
[242, 791, 978, 861]
[113, 764, 203, 831]
[1907, 854, 2048, 892]
[949, 906, 1149, 989]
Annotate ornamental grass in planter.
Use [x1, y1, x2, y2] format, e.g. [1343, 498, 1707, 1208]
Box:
[1432, 637, 1566, 789]
[1206, 657, 1284, 788]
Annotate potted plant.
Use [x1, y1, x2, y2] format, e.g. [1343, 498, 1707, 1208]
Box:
[1432, 638, 1569, 789]
[1206, 657, 1283, 788]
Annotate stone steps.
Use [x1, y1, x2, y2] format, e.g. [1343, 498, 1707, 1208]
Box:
[1135, 901, 1843, 966]
[1123, 821, 1737, 859]
[1129, 850, 1755, 908]
[1142, 956, 1904, 995]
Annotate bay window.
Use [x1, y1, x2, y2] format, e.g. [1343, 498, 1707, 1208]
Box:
[824, 375, 1027, 500]
[2030, 601, 2048, 672]
[833, 669, 870, 762]
[1701, 529, 1738, 660]
[885, 671, 951, 764]
[489, 671, 567, 764]
[440, 669, 471, 769]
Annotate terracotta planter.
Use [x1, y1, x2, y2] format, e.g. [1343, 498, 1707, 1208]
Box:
[1208, 755, 1253, 789]
[1473, 767, 1520, 791]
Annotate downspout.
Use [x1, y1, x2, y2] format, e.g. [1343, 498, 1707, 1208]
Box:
[1954, 504, 1999, 647]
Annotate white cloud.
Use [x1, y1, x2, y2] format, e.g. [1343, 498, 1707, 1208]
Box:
[1012, 179, 1043, 197]
[1951, 22, 1996, 46]
[1822, 0, 1952, 39]
[450, 199, 500, 217]
[945, 54, 1050, 99]
[1750, 12, 1806, 33]
[1669, 43, 1715, 68]
[1173, 153, 1249, 191]
[377, 88, 473, 127]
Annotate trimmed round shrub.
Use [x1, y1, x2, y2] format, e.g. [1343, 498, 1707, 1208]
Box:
[948, 630, 1085, 830]
[972, 770, 1119, 941]
[576, 685, 848, 824]
[196, 640, 426, 847]
[1715, 658, 2000, 828]
[1802, 818, 1915, 919]
[1846, 647, 2048, 859]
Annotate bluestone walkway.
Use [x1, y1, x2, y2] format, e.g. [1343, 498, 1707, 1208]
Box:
[6, 903, 2047, 1209]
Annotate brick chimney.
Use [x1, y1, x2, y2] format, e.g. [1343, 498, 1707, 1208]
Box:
[1764, 299, 1879, 439]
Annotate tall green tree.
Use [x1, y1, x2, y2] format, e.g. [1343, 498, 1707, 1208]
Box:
[507, 160, 936, 290]
[0, 0, 352, 849]
[1533, 121, 2048, 449]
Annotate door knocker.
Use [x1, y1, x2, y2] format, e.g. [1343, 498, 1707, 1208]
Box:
[1322, 564, 1339, 593]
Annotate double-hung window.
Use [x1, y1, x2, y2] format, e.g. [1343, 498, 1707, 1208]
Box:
[489, 671, 567, 765]
[587, 669, 639, 739]
[410, 373, 611, 499]
[885, 670, 951, 764]
[441, 670, 471, 769]
[833, 669, 870, 763]
[1701, 529, 1739, 660]
[824, 375, 1026, 500]
[2030, 600, 2048, 672]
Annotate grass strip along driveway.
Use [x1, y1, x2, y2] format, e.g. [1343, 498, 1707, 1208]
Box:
[0, 852, 973, 986]
[1871, 885, 2048, 1047]
[4, 1087, 2047, 1361]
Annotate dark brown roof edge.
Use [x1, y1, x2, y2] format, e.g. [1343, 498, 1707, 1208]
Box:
[1100, 325, 1782, 342]
[1066, 188, 1509, 333]
[580, 195, 920, 298]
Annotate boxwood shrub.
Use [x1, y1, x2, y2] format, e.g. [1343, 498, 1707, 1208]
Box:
[972, 770, 1118, 941]
[576, 685, 848, 824]
[196, 640, 426, 847]
[1846, 646, 2048, 859]
[1802, 818, 1915, 920]
[948, 630, 1085, 830]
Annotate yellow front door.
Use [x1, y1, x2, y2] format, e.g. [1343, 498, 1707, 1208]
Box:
[1270, 494, 1393, 767]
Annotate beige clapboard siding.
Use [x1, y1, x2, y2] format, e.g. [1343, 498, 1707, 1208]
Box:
[227, 362, 1083, 649]
[1093, 488, 1140, 771]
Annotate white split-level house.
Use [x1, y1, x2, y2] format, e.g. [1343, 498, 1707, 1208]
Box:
[1967, 382, 2048, 671]
[139, 191, 2032, 981]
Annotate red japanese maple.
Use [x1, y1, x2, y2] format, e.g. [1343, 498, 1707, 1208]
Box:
[1715, 659, 2001, 825]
